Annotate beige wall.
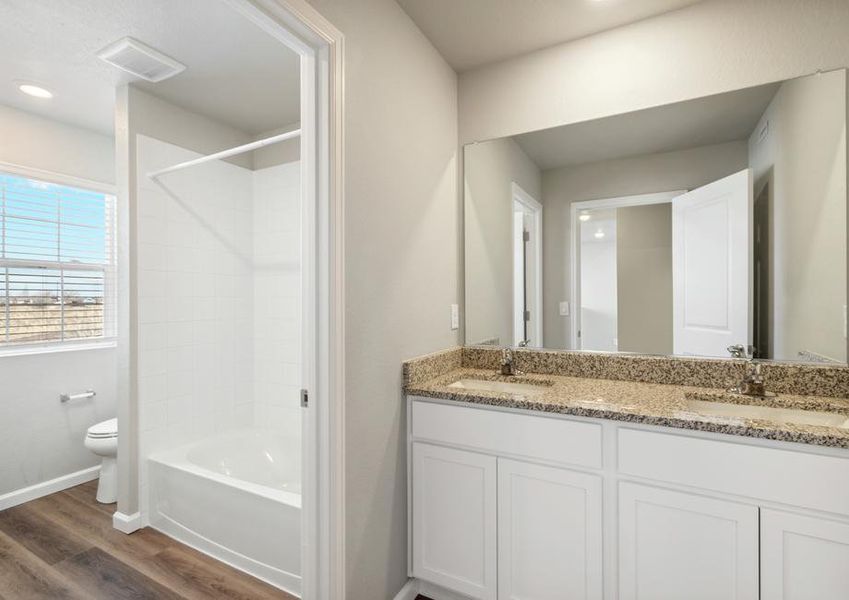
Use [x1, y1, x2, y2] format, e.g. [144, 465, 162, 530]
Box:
[459, 0, 849, 144]
[252, 124, 301, 169]
[465, 138, 541, 346]
[304, 1, 460, 598]
[121, 88, 253, 168]
[617, 204, 673, 355]
[541, 141, 749, 348]
[0, 104, 114, 183]
[748, 69, 847, 362]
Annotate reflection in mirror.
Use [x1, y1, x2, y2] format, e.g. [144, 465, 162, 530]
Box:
[464, 69, 847, 364]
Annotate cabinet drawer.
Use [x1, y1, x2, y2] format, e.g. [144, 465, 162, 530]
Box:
[411, 398, 602, 469]
[618, 428, 849, 516]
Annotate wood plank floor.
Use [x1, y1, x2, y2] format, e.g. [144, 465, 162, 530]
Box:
[0, 480, 296, 599]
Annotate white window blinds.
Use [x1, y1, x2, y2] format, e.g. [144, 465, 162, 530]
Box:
[0, 172, 116, 347]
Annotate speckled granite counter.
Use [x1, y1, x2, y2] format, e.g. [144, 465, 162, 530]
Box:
[403, 348, 849, 449]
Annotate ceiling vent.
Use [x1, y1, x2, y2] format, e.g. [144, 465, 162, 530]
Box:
[97, 37, 185, 83]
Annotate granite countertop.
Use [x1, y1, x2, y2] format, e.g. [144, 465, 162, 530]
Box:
[406, 367, 849, 449]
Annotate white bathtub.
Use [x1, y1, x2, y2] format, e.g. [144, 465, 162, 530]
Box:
[148, 429, 301, 595]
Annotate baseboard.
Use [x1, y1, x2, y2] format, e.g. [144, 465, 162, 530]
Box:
[112, 511, 143, 534]
[0, 465, 99, 511]
[394, 578, 420, 600]
[394, 578, 474, 600]
[418, 581, 474, 600]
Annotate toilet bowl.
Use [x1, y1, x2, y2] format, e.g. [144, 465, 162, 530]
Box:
[84, 418, 118, 504]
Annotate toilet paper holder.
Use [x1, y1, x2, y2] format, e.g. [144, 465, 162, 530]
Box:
[60, 389, 96, 403]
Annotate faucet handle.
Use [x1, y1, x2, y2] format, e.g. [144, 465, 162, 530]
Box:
[727, 344, 747, 359]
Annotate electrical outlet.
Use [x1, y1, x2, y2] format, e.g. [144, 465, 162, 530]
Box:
[451, 304, 459, 330]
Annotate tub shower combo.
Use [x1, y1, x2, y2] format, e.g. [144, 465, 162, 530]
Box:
[134, 132, 302, 594]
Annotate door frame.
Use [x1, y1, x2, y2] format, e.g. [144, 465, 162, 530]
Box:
[511, 182, 543, 347]
[198, 2, 346, 598]
[569, 191, 685, 350]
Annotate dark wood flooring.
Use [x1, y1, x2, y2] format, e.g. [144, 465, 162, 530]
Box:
[0, 480, 296, 599]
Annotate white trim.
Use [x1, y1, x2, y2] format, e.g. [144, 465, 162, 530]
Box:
[392, 577, 478, 600]
[511, 182, 543, 347]
[205, 2, 346, 599]
[0, 161, 116, 195]
[569, 190, 686, 350]
[418, 579, 477, 600]
[0, 338, 116, 358]
[393, 578, 476, 600]
[112, 510, 142, 534]
[393, 578, 420, 600]
[0, 465, 99, 511]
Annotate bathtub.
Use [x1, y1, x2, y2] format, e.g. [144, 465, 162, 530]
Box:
[148, 429, 301, 596]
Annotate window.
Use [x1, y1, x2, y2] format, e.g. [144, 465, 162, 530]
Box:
[0, 171, 116, 350]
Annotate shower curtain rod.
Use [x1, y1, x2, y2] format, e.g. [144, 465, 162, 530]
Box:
[147, 129, 301, 180]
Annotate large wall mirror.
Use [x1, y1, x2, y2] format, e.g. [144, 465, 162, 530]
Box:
[464, 69, 848, 364]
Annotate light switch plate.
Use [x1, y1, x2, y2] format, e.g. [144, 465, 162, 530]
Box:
[559, 301, 570, 317]
[451, 304, 459, 330]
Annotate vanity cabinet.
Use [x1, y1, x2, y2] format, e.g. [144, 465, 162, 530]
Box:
[408, 397, 849, 600]
[498, 459, 603, 600]
[760, 509, 849, 600]
[618, 482, 759, 600]
[410, 443, 603, 600]
[411, 442, 497, 599]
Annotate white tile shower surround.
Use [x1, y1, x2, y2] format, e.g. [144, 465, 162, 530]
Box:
[135, 136, 301, 520]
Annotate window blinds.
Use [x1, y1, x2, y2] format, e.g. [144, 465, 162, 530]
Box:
[0, 172, 116, 346]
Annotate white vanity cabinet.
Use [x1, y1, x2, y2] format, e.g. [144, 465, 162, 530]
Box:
[409, 399, 604, 600]
[760, 509, 849, 600]
[618, 482, 759, 600]
[409, 443, 603, 600]
[498, 459, 603, 600]
[407, 396, 849, 600]
[411, 442, 498, 599]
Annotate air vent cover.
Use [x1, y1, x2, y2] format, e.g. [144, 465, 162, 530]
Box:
[97, 37, 185, 83]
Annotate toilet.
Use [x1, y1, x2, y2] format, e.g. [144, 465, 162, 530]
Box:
[84, 418, 118, 504]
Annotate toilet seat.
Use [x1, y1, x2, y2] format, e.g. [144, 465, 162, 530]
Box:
[87, 418, 118, 439]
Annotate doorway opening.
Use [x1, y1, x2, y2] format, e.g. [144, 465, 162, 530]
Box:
[112, 1, 345, 598]
[511, 183, 542, 348]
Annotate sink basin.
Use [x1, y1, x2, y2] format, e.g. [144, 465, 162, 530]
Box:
[682, 398, 849, 429]
[448, 378, 550, 396]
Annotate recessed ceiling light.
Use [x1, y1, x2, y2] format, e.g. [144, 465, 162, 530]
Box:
[579, 213, 591, 222]
[18, 83, 53, 99]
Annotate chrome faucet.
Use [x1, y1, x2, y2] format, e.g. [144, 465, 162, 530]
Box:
[730, 359, 767, 397]
[727, 344, 748, 359]
[500, 348, 524, 377]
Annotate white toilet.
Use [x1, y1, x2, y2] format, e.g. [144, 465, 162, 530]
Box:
[84, 418, 118, 504]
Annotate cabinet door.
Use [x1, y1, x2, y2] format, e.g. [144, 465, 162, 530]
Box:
[618, 482, 758, 600]
[412, 442, 497, 599]
[761, 509, 849, 600]
[498, 459, 603, 600]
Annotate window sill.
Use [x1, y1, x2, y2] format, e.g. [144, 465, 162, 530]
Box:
[0, 339, 117, 358]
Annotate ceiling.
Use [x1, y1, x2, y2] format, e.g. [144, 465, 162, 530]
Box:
[396, 0, 705, 71]
[0, 0, 300, 136]
[513, 82, 781, 171]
